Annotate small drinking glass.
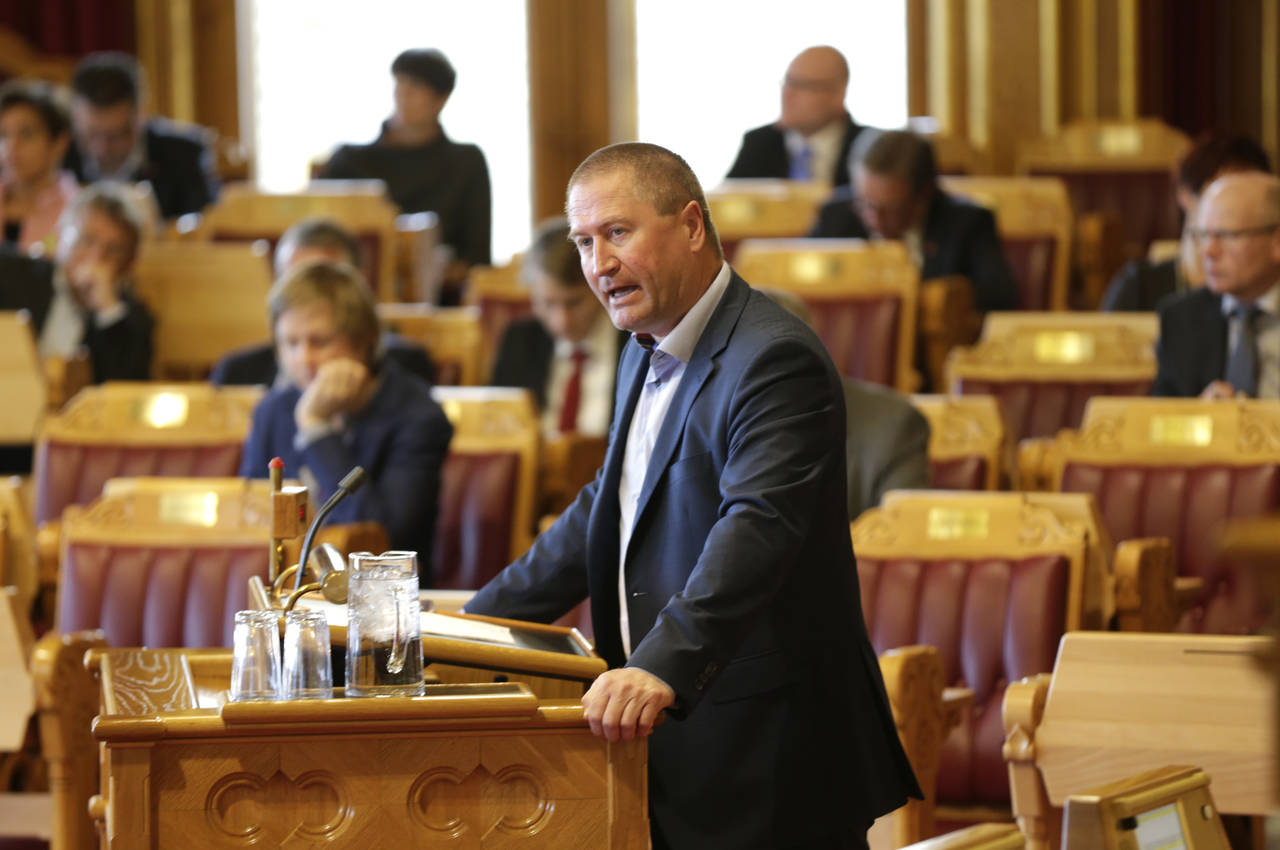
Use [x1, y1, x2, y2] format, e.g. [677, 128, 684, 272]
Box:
[229, 610, 282, 702]
[283, 608, 333, 700]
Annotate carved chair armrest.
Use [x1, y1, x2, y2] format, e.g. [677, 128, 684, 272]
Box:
[395, 212, 441, 303]
[34, 521, 59, 591]
[899, 822, 1026, 849]
[1075, 210, 1127, 309]
[1113, 538, 1177, 632]
[942, 686, 975, 731]
[1015, 437, 1058, 492]
[1003, 673, 1057, 850]
[920, 275, 980, 391]
[1173, 576, 1205, 614]
[880, 645, 949, 846]
[42, 354, 92, 412]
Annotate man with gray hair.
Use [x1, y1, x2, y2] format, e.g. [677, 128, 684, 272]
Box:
[811, 127, 1017, 312]
[726, 46, 862, 186]
[1154, 172, 1280, 398]
[467, 142, 918, 849]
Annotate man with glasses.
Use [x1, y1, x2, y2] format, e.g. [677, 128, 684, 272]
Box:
[725, 46, 862, 187]
[1154, 173, 1280, 398]
[810, 127, 1017, 312]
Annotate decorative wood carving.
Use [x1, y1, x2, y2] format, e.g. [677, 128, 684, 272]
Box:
[43, 383, 263, 445]
[1001, 673, 1055, 850]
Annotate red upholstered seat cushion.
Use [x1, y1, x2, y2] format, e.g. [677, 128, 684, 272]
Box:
[857, 553, 1070, 805]
[930, 457, 989, 491]
[955, 379, 1153, 442]
[801, 294, 902, 387]
[1000, 235, 1057, 311]
[34, 441, 245, 525]
[1062, 462, 1279, 633]
[432, 451, 519, 590]
[57, 543, 268, 647]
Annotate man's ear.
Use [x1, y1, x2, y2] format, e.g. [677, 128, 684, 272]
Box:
[680, 199, 706, 252]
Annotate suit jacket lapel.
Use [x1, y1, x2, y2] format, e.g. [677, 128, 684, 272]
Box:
[631, 275, 750, 534]
[587, 337, 649, 666]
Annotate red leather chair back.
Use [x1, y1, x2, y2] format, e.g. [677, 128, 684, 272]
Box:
[1062, 462, 1279, 633]
[432, 451, 520, 590]
[1025, 170, 1178, 256]
[858, 553, 1070, 806]
[956, 378, 1153, 442]
[801, 294, 903, 387]
[930, 457, 989, 491]
[1000, 235, 1057, 311]
[57, 542, 267, 647]
[34, 441, 244, 525]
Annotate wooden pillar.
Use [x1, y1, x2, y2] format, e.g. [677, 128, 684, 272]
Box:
[1264, 0, 1279, 171]
[968, 0, 1042, 173]
[526, 0, 635, 224]
[134, 0, 196, 122]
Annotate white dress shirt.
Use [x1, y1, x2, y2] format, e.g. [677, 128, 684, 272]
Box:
[541, 314, 621, 438]
[616, 261, 733, 657]
[785, 118, 846, 185]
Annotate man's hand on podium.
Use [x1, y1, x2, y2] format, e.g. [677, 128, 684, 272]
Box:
[582, 667, 675, 742]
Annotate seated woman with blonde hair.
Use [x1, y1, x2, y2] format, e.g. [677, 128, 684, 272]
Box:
[0, 80, 78, 256]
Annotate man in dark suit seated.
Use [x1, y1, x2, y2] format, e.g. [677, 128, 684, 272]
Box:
[210, 218, 435, 387]
[1103, 134, 1271, 312]
[238, 261, 452, 585]
[726, 46, 862, 187]
[811, 127, 1018, 312]
[37, 183, 153, 383]
[64, 52, 220, 220]
[466, 142, 919, 849]
[490, 217, 628, 437]
[323, 48, 491, 281]
[1154, 173, 1280, 399]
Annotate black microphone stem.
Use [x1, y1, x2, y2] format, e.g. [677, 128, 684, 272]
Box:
[294, 466, 367, 595]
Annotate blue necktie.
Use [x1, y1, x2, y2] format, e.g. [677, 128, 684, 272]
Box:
[1225, 303, 1262, 396]
[789, 143, 812, 180]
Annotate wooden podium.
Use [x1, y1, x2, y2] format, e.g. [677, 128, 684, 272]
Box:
[88, 646, 647, 849]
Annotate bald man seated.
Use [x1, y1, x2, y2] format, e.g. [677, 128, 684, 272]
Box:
[726, 45, 862, 187]
[1154, 173, 1280, 399]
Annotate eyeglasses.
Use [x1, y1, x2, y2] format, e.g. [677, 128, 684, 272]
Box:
[781, 75, 837, 93]
[1189, 223, 1280, 243]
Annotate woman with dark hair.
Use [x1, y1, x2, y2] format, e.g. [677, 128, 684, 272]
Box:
[0, 80, 78, 255]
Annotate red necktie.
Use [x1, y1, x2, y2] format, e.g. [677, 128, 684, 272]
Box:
[558, 348, 588, 433]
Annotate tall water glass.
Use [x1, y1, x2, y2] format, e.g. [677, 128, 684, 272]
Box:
[229, 610, 282, 701]
[345, 551, 425, 697]
[282, 609, 333, 699]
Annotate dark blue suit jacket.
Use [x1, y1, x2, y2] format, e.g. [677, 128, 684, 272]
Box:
[811, 187, 1019, 311]
[726, 114, 862, 187]
[467, 272, 919, 848]
[238, 359, 452, 584]
[1152, 286, 1229, 397]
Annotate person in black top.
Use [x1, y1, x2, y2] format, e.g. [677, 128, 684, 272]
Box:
[211, 218, 436, 387]
[64, 52, 220, 220]
[1103, 133, 1271, 312]
[323, 48, 491, 281]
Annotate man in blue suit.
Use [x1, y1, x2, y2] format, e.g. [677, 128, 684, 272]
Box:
[465, 143, 918, 849]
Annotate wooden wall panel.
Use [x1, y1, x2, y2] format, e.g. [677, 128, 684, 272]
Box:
[527, 0, 634, 224]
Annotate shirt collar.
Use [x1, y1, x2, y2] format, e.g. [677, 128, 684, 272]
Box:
[1221, 282, 1280, 317]
[651, 261, 733, 365]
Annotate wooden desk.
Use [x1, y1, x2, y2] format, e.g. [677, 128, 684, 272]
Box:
[89, 647, 647, 848]
[1011, 632, 1274, 832]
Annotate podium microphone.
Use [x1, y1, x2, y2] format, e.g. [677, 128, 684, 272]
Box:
[294, 466, 367, 593]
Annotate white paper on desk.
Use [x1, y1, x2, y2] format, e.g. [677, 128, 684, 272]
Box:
[296, 598, 517, 646]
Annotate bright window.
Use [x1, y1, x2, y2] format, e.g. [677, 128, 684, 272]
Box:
[245, 0, 531, 263]
[635, 1, 908, 191]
